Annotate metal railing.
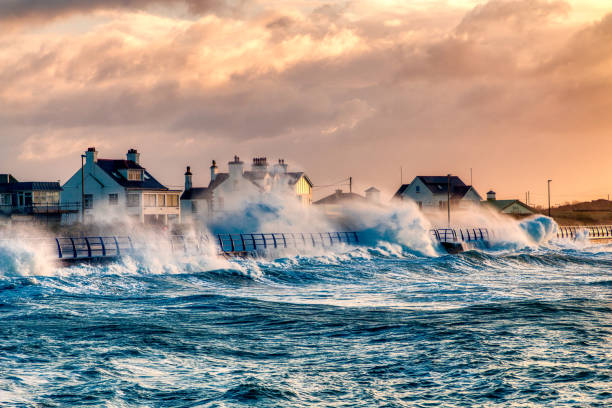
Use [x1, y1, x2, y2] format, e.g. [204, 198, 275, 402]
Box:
[55, 236, 134, 259]
[430, 228, 491, 243]
[1, 231, 360, 261]
[216, 232, 359, 253]
[557, 225, 612, 240]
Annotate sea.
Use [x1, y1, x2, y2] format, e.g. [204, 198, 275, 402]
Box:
[0, 218, 611, 407]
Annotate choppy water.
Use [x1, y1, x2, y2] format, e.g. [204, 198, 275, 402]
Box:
[0, 240, 611, 407]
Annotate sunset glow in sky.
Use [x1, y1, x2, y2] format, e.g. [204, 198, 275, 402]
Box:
[1, 0, 612, 205]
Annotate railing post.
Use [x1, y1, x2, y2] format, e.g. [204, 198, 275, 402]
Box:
[262, 233, 267, 249]
[84, 237, 91, 258]
[217, 234, 224, 252]
[127, 236, 135, 252]
[272, 234, 277, 249]
[100, 237, 106, 257]
[240, 234, 246, 252]
[353, 231, 359, 243]
[114, 236, 121, 256]
[69, 237, 77, 258]
[251, 234, 256, 250]
[56, 238, 62, 259]
[281, 233, 287, 248]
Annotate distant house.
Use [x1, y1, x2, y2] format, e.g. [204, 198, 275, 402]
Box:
[0, 174, 66, 224]
[180, 165, 212, 222]
[393, 176, 482, 209]
[482, 191, 535, 217]
[181, 156, 313, 220]
[365, 187, 381, 203]
[314, 189, 367, 206]
[61, 148, 181, 225]
[314, 186, 381, 216]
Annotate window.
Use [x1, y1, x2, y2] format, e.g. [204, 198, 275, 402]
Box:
[415, 185, 420, 193]
[109, 193, 118, 206]
[128, 170, 142, 181]
[1, 194, 10, 205]
[167, 194, 178, 208]
[127, 193, 140, 207]
[24, 192, 32, 206]
[144, 194, 156, 207]
[36, 191, 60, 205]
[84, 194, 93, 209]
[157, 194, 166, 207]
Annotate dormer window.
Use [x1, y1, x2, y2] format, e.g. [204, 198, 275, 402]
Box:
[416, 186, 420, 193]
[128, 169, 143, 181]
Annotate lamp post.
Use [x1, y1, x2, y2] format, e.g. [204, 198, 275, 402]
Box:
[447, 174, 451, 227]
[81, 154, 86, 223]
[547, 179, 552, 218]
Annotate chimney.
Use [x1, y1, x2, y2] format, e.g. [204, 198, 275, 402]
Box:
[127, 148, 140, 164]
[228, 155, 244, 179]
[210, 160, 218, 182]
[185, 166, 192, 191]
[273, 158, 288, 174]
[85, 147, 98, 166]
[487, 190, 496, 201]
[251, 157, 269, 173]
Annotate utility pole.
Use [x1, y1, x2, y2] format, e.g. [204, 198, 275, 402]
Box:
[547, 179, 552, 217]
[470, 168, 473, 186]
[400, 167, 403, 185]
[81, 154, 86, 223]
[349, 177, 352, 193]
[447, 174, 451, 227]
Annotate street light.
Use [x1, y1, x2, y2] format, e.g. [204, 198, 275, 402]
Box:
[81, 154, 86, 223]
[447, 174, 451, 227]
[547, 179, 552, 218]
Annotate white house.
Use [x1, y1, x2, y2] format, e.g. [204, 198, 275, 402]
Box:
[180, 156, 313, 221]
[393, 176, 482, 209]
[61, 148, 181, 225]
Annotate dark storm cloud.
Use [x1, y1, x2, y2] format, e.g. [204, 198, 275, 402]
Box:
[0, 0, 228, 27]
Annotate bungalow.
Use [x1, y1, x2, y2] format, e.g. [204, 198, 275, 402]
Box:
[0, 174, 67, 224]
[482, 191, 535, 217]
[393, 176, 482, 209]
[61, 148, 181, 225]
[181, 156, 313, 220]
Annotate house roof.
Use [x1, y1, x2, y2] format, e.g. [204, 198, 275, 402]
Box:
[417, 176, 466, 194]
[207, 173, 230, 190]
[181, 187, 211, 200]
[393, 184, 410, 198]
[482, 199, 534, 213]
[313, 190, 366, 205]
[394, 176, 480, 200]
[96, 159, 168, 190]
[365, 186, 380, 193]
[0, 181, 62, 193]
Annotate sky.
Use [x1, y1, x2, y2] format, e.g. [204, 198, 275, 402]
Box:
[1, 0, 612, 205]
